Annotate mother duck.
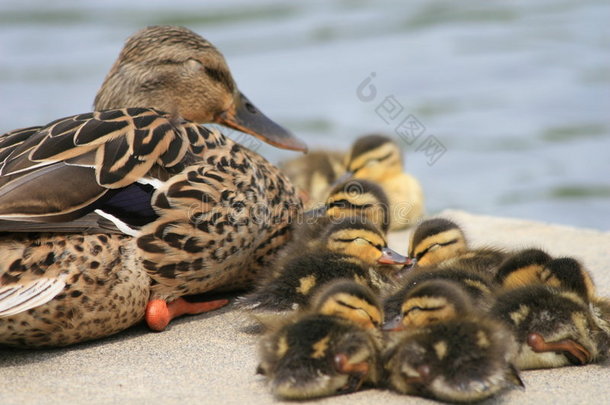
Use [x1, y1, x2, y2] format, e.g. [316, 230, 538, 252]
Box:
[0, 26, 306, 347]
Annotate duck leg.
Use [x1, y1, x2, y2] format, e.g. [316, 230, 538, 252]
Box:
[146, 297, 229, 331]
[526, 333, 591, 365]
[334, 353, 369, 392]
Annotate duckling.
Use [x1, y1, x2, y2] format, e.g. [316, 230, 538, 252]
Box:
[301, 178, 391, 238]
[382, 279, 474, 331]
[490, 284, 609, 369]
[257, 280, 383, 400]
[279, 150, 346, 207]
[494, 248, 553, 290]
[407, 217, 506, 275]
[0, 26, 306, 347]
[491, 253, 610, 368]
[383, 280, 523, 402]
[342, 134, 424, 230]
[240, 217, 411, 312]
[384, 265, 497, 327]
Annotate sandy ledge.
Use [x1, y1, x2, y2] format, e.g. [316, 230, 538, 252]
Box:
[1, 209, 609, 405]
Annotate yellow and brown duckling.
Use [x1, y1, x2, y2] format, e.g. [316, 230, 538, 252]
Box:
[494, 248, 553, 290]
[382, 279, 523, 403]
[279, 150, 346, 207]
[240, 217, 411, 313]
[489, 257, 610, 369]
[0, 26, 306, 347]
[256, 279, 383, 400]
[341, 134, 424, 230]
[407, 217, 506, 275]
[300, 178, 391, 238]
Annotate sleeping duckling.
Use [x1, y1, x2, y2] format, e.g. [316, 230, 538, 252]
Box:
[279, 150, 346, 207]
[384, 265, 496, 326]
[342, 134, 424, 230]
[494, 248, 553, 290]
[407, 217, 506, 275]
[257, 280, 383, 400]
[382, 279, 474, 331]
[383, 280, 523, 402]
[490, 284, 609, 369]
[302, 178, 391, 237]
[240, 217, 410, 312]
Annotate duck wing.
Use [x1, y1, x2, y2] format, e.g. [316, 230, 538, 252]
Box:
[0, 108, 214, 233]
[0, 276, 67, 317]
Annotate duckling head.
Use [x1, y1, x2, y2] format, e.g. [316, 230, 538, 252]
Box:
[540, 257, 596, 302]
[94, 25, 306, 152]
[322, 217, 411, 267]
[311, 279, 383, 330]
[383, 280, 474, 331]
[408, 218, 468, 267]
[494, 248, 552, 290]
[342, 134, 403, 182]
[322, 179, 391, 233]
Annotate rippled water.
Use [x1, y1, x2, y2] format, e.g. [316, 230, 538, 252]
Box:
[1, 0, 608, 230]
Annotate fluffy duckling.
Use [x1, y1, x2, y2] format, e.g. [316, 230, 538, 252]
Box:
[383, 280, 523, 402]
[407, 217, 506, 275]
[490, 286, 609, 369]
[383, 279, 475, 331]
[494, 248, 553, 290]
[342, 134, 424, 230]
[491, 253, 610, 368]
[257, 280, 383, 400]
[240, 217, 410, 312]
[300, 178, 391, 238]
[384, 265, 497, 326]
[279, 150, 346, 207]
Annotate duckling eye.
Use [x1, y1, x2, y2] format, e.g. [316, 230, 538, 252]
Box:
[416, 239, 459, 260]
[337, 299, 377, 326]
[329, 199, 350, 209]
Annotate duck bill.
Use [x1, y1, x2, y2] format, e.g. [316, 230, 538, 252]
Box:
[381, 317, 404, 332]
[377, 247, 413, 265]
[304, 204, 328, 217]
[330, 171, 355, 189]
[219, 92, 308, 152]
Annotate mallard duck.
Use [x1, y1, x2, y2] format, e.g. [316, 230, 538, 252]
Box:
[256, 279, 383, 399]
[0, 26, 307, 347]
[341, 134, 424, 230]
[239, 217, 410, 312]
[407, 217, 506, 275]
[279, 150, 346, 207]
[383, 280, 523, 402]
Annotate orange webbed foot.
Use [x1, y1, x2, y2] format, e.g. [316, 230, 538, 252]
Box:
[527, 332, 591, 365]
[334, 354, 369, 392]
[146, 297, 229, 331]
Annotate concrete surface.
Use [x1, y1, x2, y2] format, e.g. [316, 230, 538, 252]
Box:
[1, 209, 609, 404]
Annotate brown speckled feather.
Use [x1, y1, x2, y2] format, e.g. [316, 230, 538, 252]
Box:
[137, 135, 301, 300]
[0, 233, 149, 347]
